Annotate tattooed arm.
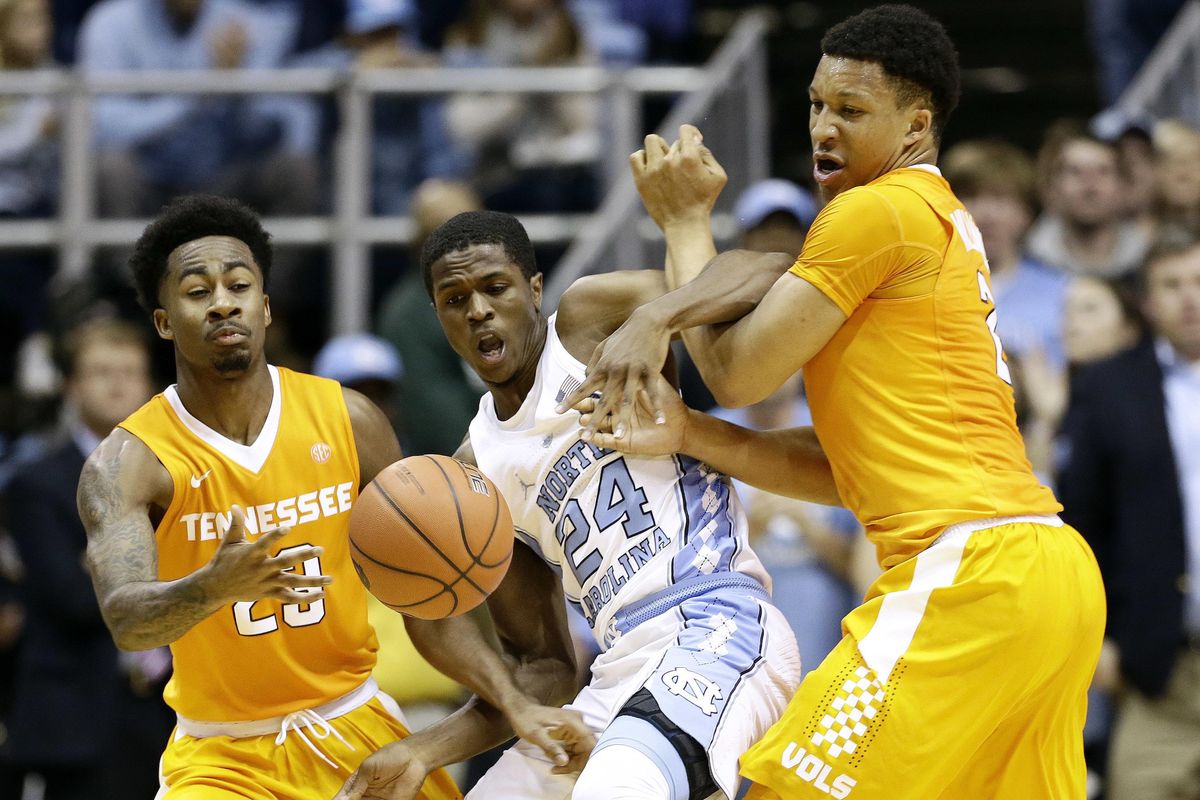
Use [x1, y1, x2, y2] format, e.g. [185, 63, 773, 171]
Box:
[78, 429, 328, 651]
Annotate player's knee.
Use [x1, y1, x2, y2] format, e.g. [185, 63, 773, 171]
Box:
[572, 743, 677, 800]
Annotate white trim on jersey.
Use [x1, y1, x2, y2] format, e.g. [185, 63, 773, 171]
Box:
[163, 365, 282, 474]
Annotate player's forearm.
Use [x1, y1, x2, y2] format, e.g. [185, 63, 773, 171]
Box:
[662, 218, 718, 291]
[642, 250, 794, 400]
[404, 613, 538, 715]
[398, 696, 519, 770]
[646, 249, 794, 337]
[681, 411, 842, 506]
[98, 570, 225, 651]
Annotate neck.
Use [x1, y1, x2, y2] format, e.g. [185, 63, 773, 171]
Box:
[489, 318, 548, 420]
[1061, 218, 1117, 265]
[890, 142, 939, 175]
[174, 354, 273, 445]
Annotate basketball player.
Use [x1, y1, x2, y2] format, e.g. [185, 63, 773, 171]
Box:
[562, 6, 1105, 799]
[338, 208, 804, 800]
[76, 195, 592, 799]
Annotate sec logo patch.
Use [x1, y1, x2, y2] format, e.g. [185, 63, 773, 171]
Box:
[311, 442, 332, 464]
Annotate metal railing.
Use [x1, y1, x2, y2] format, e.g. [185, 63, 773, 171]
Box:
[1116, 0, 1200, 125]
[546, 10, 770, 304]
[0, 13, 769, 333]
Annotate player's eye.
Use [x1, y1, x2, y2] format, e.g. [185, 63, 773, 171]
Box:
[230, 282, 250, 291]
[187, 287, 210, 298]
[810, 100, 823, 112]
[487, 284, 507, 295]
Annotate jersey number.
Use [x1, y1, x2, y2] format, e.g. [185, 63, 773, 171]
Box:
[556, 458, 655, 586]
[977, 271, 1012, 385]
[233, 543, 326, 636]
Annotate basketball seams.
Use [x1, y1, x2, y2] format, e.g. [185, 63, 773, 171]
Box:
[349, 538, 460, 615]
[351, 454, 514, 620]
[425, 455, 490, 573]
[451, 457, 508, 568]
[372, 480, 490, 596]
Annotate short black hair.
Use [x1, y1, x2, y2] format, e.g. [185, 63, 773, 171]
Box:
[821, 4, 961, 140]
[129, 194, 273, 312]
[420, 210, 538, 297]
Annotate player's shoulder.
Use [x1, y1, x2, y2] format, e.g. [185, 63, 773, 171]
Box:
[78, 428, 173, 519]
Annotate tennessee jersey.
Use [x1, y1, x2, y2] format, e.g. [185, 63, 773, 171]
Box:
[792, 165, 1060, 567]
[119, 366, 377, 722]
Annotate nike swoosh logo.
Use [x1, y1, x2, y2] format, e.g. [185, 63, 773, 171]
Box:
[190, 469, 212, 489]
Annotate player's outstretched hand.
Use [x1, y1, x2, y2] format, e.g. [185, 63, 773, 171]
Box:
[199, 505, 330, 605]
[630, 123, 727, 230]
[578, 372, 690, 457]
[508, 703, 596, 775]
[334, 741, 429, 800]
[555, 307, 671, 441]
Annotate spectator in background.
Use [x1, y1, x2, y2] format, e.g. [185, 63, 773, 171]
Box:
[1017, 275, 1145, 480]
[443, 0, 599, 212]
[376, 179, 484, 455]
[943, 139, 1069, 367]
[676, 177, 816, 412]
[1057, 228, 1200, 800]
[4, 318, 173, 800]
[291, 0, 470, 215]
[1028, 123, 1149, 278]
[312, 333, 404, 433]
[0, 0, 60, 429]
[1154, 119, 1200, 235]
[78, 0, 319, 219]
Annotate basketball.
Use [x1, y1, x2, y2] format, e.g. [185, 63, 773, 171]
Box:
[349, 455, 514, 619]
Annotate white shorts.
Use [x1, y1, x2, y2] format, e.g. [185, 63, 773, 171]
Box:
[467, 590, 801, 799]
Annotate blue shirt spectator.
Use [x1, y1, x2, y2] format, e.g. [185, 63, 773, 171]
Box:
[78, 0, 318, 196]
[993, 256, 1070, 367]
[290, 0, 470, 213]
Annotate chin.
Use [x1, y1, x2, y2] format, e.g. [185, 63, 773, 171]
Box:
[212, 350, 252, 375]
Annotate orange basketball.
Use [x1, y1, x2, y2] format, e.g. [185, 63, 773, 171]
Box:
[349, 455, 514, 619]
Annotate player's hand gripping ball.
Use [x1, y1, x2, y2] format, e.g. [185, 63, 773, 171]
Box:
[349, 455, 514, 619]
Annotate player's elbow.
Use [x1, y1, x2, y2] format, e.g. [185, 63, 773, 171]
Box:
[705, 373, 771, 409]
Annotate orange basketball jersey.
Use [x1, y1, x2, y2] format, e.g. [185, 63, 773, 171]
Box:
[119, 366, 378, 721]
[792, 165, 1061, 568]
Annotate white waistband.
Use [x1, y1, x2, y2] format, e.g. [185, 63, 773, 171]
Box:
[934, 514, 1063, 548]
[175, 678, 379, 739]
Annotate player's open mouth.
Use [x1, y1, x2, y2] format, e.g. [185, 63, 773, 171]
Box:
[476, 332, 505, 365]
[813, 155, 845, 184]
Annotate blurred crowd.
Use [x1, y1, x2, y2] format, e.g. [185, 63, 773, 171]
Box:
[0, 0, 1198, 799]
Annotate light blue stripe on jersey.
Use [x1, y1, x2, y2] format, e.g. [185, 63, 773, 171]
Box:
[669, 456, 741, 583]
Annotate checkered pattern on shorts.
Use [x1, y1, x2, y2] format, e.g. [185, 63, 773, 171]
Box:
[810, 665, 886, 759]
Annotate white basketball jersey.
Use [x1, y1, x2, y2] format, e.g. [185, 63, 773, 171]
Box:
[469, 315, 768, 647]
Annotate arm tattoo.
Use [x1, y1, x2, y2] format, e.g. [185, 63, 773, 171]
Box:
[79, 441, 220, 651]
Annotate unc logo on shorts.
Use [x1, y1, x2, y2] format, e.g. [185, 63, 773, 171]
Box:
[661, 667, 722, 716]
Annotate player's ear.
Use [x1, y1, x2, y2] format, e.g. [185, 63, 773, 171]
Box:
[905, 108, 933, 145]
[530, 272, 544, 311]
[152, 308, 174, 341]
[263, 294, 272, 328]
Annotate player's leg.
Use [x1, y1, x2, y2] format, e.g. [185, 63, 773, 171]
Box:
[572, 688, 717, 800]
[740, 519, 1103, 800]
[935, 522, 1104, 800]
[599, 591, 799, 800]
